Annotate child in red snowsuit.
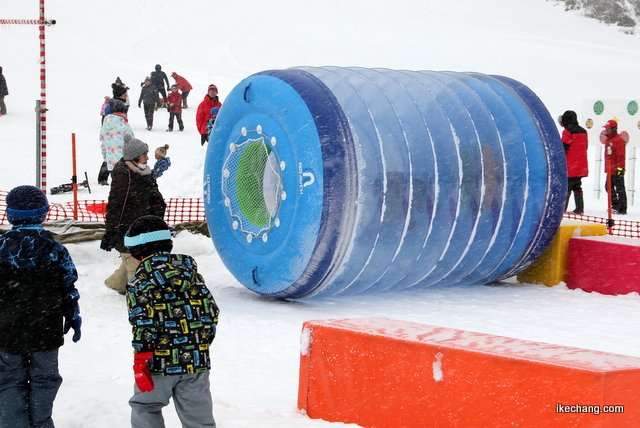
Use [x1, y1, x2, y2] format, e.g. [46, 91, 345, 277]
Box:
[166, 84, 184, 132]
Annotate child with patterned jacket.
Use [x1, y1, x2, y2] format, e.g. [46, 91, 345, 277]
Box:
[151, 144, 171, 179]
[0, 185, 81, 428]
[125, 215, 219, 428]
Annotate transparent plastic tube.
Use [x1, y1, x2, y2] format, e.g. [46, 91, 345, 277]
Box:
[203, 67, 566, 299]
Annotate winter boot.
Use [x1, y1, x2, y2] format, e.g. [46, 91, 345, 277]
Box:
[572, 191, 584, 214]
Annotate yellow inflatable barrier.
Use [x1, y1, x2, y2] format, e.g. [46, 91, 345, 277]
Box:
[517, 220, 606, 287]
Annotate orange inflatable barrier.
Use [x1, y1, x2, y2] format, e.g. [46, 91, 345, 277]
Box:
[298, 318, 640, 428]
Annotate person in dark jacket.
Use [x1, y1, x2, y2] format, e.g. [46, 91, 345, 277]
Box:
[196, 84, 222, 145]
[0, 66, 9, 115]
[602, 119, 627, 215]
[559, 110, 589, 214]
[100, 134, 166, 293]
[0, 185, 81, 428]
[150, 64, 170, 107]
[125, 215, 219, 428]
[104, 82, 130, 116]
[138, 77, 160, 130]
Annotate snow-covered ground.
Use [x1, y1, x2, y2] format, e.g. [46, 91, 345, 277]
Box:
[2, 0, 640, 426]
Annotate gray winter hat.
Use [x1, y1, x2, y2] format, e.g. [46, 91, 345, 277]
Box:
[123, 134, 148, 161]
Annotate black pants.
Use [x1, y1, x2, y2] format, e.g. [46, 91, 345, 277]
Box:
[98, 161, 110, 184]
[181, 91, 190, 107]
[143, 102, 155, 128]
[605, 174, 627, 214]
[158, 87, 168, 104]
[566, 176, 584, 212]
[168, 112, 183, 131]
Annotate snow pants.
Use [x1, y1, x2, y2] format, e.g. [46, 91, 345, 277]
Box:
[168, 113, 183, 131]
[0, 95, 6, 115]
[129, 371, 216, 428]
[105, 252, 138, 294]
[566, 176, 584, 213]
[97, 161, 111, 184]
[143, 102, 155, 129]
[605, 174, 628, 214]
[0, 349, 62, 428]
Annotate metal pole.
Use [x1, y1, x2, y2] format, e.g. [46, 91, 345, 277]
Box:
[72, 133, 78, 220]
[35, 100, 41, 189]
[630, 146, 636, 206]
[594, 145, 602, 199]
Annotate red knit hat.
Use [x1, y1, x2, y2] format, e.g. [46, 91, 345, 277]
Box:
[208, 84, 218, 92]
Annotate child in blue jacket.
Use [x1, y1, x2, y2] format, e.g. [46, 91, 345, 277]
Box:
[0, 185, 81, 427]
[152, 144, 171, 179]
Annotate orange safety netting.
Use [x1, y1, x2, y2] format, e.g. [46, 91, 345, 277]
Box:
[1, 189, 639, 238]
[562, 212, 640, 238]
[0, 190, 206, 225]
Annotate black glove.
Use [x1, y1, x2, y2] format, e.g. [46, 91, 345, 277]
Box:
[63, 301, 82, 342]
[64, 315, 82, 342]
[100, 229, 118, 251]
[138, 103, 141, 108]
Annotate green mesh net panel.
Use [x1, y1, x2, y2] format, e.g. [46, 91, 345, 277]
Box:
[222, 128, 284, 242]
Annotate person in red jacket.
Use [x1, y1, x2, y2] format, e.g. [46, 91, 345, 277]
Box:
[602, 119, 627, 215]
[166, 84, 184, 132]
[559, 110, 589, 214]
[170, 72, 193, 108]
[196, 84, 222, 146]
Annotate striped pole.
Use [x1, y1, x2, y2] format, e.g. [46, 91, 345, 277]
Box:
[38, 0, 47, 192]
[0, 0, 56, 192]
[0, 19, 55, 25]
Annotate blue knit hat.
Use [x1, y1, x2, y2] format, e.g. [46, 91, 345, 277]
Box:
[6, 185, 49, 225]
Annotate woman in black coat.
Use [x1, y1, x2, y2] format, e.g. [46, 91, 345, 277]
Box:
[100, 134, 166, 293]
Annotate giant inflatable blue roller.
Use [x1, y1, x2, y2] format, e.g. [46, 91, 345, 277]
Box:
[203, 67, 566, 299]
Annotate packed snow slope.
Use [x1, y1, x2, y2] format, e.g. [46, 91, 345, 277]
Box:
[1, 0, 640, 427]
[3, 0, 640, 193]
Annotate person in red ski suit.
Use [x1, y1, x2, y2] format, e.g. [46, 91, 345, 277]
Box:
[196, 84, 222, 146]
[559, 110, 588, 214]
[170, 72, 193, 108]
[166, 84, 184, 132]
[602, 119, 627, 215]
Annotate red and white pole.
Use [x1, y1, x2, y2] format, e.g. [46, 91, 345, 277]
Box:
[0, 1, 55, 193]
[38, 0, 48, 193]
